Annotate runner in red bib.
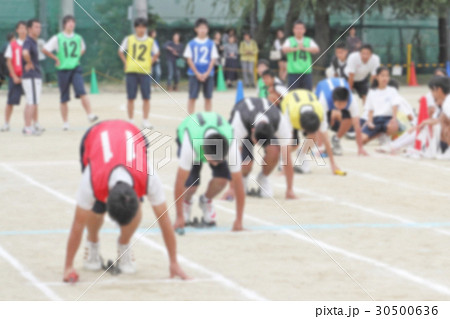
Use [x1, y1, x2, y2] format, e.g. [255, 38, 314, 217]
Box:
[63, 120, 188, 282]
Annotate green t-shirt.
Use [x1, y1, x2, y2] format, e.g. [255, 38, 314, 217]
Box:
[56, 33, 82, 70]
[177, 112, 234, 163]
[258, 78, 267, 98]
[286, 36, 312, 74]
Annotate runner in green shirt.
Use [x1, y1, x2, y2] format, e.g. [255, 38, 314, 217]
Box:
[173, 112, 245, 232]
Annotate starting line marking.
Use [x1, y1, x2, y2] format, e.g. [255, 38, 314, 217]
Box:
[1, 163, 266, 301]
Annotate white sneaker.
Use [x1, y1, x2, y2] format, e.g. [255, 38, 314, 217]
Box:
[183, 200, 192, 223]
[294, 159, 311, 174]
[199, 195, 216, 225]
[378, 133, 390, 146]
[34, 123, 45, 133]
[62, 122, 70, 131]
[331, 135, 343, 156]
[256, 172, 273, 198]
[83, 241, 102, 271]
[117, 243, 136, 274]
[88, 114, 98, 123]
[0, 123, 10, 132]
[376, 144, 392, 154]
[142, 119, 153, 129]
[22, 127, 41, 136]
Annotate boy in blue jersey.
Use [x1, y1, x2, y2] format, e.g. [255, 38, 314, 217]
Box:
[315, 77, 367, 156]
[183, 18, 219, 114]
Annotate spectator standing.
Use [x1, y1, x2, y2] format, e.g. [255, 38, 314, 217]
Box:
[1, 23, 26, 132]
[22, 19, 44, 135]
[183, 18, 218, 113]
[149, 29, 161, 89]
[213, 31, 223, 86]
[239, 32, 258, 88]
[164, 32, 184, 91]
[223, 34, 239, 88]
[272, 29, 287, 82]
[346, 26, 362, 53]
[282, 20, 320, 91]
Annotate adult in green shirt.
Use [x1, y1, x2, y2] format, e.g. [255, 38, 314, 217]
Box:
[43, 15, 98, 130]
[282, 20, 320, 91]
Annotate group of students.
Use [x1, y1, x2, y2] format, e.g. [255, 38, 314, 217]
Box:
[62, 17, 349, 282]
[5, 16, 443, 282]
[1, 16, 98, 135]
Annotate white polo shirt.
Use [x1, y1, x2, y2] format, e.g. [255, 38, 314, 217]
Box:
[344, 51, 380, 82]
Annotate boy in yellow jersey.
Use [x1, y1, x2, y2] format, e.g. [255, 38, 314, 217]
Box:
[118, 18, 159, 129]
[280, 89, 343, 175]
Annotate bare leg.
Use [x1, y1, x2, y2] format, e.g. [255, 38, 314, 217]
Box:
[204, 177, 228, 199]
[24, 104, 35, 127]
[32, 104, 38, 124]
[183, 185, 198, 202]
[204, 98, 212, 111]
[4, 104, 13, 124]
[60, 102, 69, 123]
[119, 206, 142, 245]
[262, 145, 280, 176]
[127, 100, 134, 120]
[386, 120, 399, 136]
[86, 212, 105, 243]
[80, 95, 92, 115]
[336, 119, 353, 139]
[143, 99, 150, 120]
[241, 160, 253, 177]
[187, 98, 196, 114]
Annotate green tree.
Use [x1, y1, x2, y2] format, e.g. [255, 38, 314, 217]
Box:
[388, 0, 450, 62]
[94, 0, 130, 78]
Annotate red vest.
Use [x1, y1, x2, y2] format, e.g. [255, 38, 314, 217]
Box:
[10, 40, 23, 77]
[82, 120, 149, 202]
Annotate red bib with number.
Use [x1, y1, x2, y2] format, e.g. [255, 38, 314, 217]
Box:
[10, 40, 23, 77]
[82, 120, 148, 202]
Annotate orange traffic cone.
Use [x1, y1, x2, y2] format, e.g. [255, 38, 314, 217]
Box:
[414, 96, 431, 150]
[409, 62, 418, 86]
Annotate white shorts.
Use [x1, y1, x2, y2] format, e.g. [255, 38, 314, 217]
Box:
[21, 78, 42, 105]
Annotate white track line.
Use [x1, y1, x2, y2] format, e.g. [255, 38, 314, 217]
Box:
[1, 163, 266, 301]
[346, 169, 449, 198]
[213, 202, 450, 297]
[137, 236, 265, 300]
[347, 147, 450, 173]
[40, 278, 216, 287]
[274, 183, 450, 237]
[0, 244, 62, 300]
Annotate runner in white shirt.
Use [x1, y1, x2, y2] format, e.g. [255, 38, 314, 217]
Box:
[428, 76, 450, 154]
[345, 44, 380, 103]
[361, 66, 401, 144]
[224, 97, 296, 200]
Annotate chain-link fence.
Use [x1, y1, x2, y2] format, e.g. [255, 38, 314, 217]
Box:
[0, 0, 443, 85]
